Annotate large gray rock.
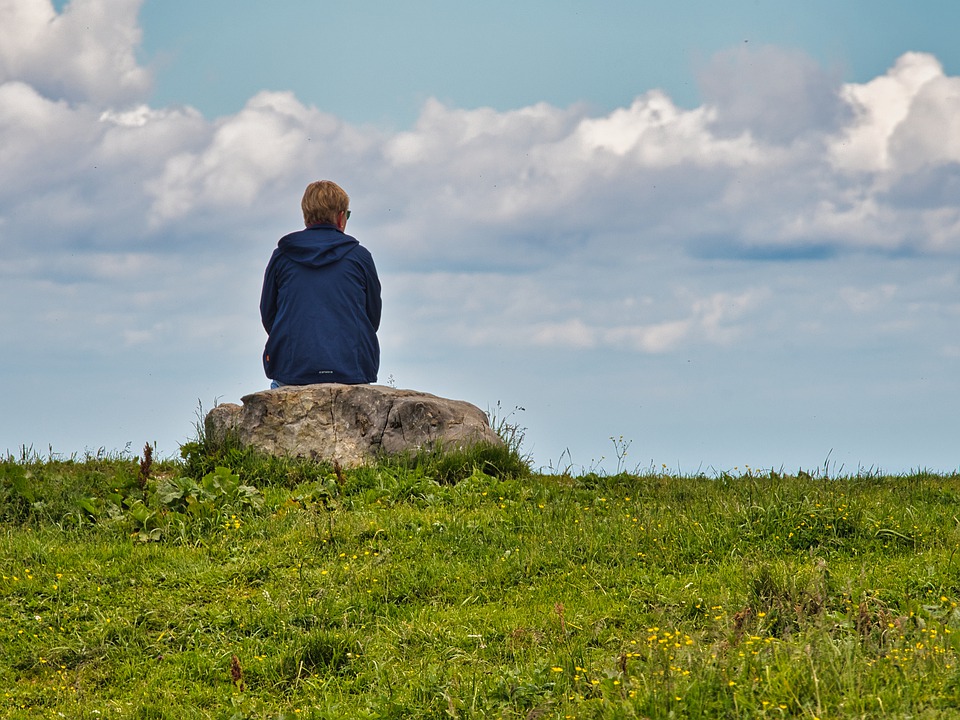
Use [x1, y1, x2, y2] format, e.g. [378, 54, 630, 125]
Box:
[204, 384, 502, 467]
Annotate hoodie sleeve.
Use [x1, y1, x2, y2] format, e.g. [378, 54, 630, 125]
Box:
[260, 251, 281, 333]
[364, 252, 382, 331]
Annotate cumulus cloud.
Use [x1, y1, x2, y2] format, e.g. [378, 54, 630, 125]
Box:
[889, 70, 960, 173]
[830, 52, 945, 173]
[0, 0, 149, 106]
[526, 288, 767, 353]
[0, 5, 955, 341]
[698, 45, 851, 144]
[4, 7, 958, 282]
[1, 2, 958, 375]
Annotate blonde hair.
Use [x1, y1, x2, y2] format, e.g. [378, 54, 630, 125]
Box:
[301, 180, 349, 225]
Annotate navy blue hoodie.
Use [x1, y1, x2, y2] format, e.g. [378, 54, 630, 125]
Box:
[260, 224, 381, 385]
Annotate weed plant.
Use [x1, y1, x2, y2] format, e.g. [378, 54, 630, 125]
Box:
[1, 437, 960, 718]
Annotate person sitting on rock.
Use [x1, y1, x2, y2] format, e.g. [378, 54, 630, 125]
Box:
[260, 180, 381, 387]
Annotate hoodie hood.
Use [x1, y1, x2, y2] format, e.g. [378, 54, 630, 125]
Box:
[276, 224, 359, 268]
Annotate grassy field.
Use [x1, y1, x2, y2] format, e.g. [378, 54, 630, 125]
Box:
[2, 434, 960, 719]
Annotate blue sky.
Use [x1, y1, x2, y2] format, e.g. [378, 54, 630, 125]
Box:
[2, 0, 958, 474]
[135, 1, 960, 126]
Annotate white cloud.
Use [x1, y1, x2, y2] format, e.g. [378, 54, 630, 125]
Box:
[4, 25, 958, 354]
[6, 12, 959, 278]
[601, 320, 692, 354]
[889, 73, 960, 173]
[0, 81, 98, 192]
[532, 319, 599, 349]
[698, 45, 851, 144]
[573, 90, 761, 166]
[526, 289, 766, 353]
[839, 284, 898, 314]
[385, 98, 580, 166]
[143, 91, 387, 229]
[830, 52, 946, 173]
[0, 0, 149, 107]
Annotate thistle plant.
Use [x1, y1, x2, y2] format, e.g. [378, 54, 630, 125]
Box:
[137, 442, 153, 491]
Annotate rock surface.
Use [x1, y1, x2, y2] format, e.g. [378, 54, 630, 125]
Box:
[204, 384, 502, 467]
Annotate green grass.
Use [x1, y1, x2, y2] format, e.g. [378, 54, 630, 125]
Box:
[2, 441, 960, 719]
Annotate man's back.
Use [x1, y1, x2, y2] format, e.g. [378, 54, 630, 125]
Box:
[261, 222, 381, 385]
